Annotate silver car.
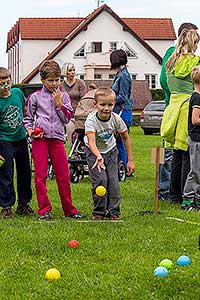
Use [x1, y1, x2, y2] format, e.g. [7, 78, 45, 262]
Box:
[140, 100, 165, 135]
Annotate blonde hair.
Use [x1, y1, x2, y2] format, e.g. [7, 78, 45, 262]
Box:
[166, 29, 200, 72]
[94, 86, 115, 102]
[62, 62, 75, 76]
[191, 66, 200, 84]
[0, 67, 11, 80]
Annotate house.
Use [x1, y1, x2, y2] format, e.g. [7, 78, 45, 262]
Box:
[7, 4, 176, 90]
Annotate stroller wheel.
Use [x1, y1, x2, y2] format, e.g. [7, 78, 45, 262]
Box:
[70, 168, 80, 183]
[48, 164, 54, 180]
[118, 161, 126, 182]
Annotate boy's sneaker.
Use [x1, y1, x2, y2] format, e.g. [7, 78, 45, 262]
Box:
[92, 214, 104, 221]
[16, 204, 34, 216]
[194, 201, 200, 211]
[181, 200, 195, 211]
[39, 211, 51, 221]
[66, 212, 85, 219]
[0, 207, 13, 218]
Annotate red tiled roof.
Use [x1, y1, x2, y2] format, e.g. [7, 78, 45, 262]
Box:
[7, 6, 175, 50]
[122, 18, 176, 40]
[20, 18, 84, 39]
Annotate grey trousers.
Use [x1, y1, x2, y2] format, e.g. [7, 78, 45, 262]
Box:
[183, 137, 200, 201]
[85, 146, 121, 216]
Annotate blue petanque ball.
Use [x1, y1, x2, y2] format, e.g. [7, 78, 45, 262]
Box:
[177, 255, 191, 266]
[154, 266, 168, 277]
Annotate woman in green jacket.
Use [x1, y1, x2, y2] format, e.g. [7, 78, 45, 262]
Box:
[161, 28, 200, 207]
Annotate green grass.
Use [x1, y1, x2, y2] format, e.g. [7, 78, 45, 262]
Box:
[1, 127, 200, 300]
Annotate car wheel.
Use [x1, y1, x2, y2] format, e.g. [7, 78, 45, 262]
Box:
[143, 129, 153, 135]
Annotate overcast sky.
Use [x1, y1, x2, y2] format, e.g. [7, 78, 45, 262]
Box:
[1, 0, 200, 66]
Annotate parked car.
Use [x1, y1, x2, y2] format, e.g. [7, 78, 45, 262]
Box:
[140, 100, 165, 135]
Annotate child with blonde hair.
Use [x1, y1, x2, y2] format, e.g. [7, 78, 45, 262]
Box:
[25, 60, 84, 220]
[182, 66, 200, 210]
[84, 86, 135, 220]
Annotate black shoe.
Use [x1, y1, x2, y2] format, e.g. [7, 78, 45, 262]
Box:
[39, 211, 51, 220]
[0, 207, 13, 219]
[16, 204, 34, 216]
[66, 213, 85, 219]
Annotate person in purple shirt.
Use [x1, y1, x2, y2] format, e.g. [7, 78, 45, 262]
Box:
[24, 60, 84, 220]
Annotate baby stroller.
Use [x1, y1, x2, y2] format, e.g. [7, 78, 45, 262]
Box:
[68, 90, 126, 183]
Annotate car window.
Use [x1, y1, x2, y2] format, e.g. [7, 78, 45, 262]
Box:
[146, 102, 165, 112]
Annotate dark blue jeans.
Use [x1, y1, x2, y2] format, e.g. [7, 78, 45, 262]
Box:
[114, 109, 132, 166]
[158, 148, 173, 200]
[170, 149, 190, 203]
[0, 138, 32, 208]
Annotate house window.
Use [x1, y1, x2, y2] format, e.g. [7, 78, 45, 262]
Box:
[109, 74, 115, 80]
[94, 74, 102, 80]
[91, 42, 102, 53]
[145, 74, 156, 89]
[74, 44, 85, 57]
[132, 74, 137, 80]
[79, 74, 85, 80]
[124, 42, 138, 58]
[109, 42, 117, 52]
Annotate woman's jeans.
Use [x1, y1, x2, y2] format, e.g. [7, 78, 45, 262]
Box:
[114, 109, 132, 166]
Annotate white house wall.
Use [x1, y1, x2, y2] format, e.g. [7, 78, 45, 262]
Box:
[20, 40, 61, 81]
[145, 40, 175, 57]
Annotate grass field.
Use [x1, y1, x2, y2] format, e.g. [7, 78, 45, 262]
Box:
[1, 126, 200, 300]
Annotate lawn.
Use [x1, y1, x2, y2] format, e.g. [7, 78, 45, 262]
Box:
[1, 126, 200, 300]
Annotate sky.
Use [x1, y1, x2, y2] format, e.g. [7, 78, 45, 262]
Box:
[1, 0, 200, 67]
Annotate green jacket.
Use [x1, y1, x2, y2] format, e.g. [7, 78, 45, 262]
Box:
[161, 55, 200, 150]
[160, 46, 175, 107]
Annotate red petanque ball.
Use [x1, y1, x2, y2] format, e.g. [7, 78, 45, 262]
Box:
[33, 127, 43, 136]
[68, 240, 80, 248]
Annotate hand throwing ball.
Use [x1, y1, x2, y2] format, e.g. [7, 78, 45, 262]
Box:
[154, 266, 168, 277]
[159, 259, 173, 270]
[177, 255, 191, 266]
[45, 268, 61, 280]
[95, 186, 106, 197]
[68, 240, 80, 248]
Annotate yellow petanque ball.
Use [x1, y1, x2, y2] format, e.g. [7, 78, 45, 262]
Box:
[96, 185, 106, 197]
[45, 268, 61, 280]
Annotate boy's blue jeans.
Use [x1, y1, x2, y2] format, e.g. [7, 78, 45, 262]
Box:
[158, 147, 173, 200]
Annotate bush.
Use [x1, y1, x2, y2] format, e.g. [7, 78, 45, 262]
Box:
[150, 89, 164, 101]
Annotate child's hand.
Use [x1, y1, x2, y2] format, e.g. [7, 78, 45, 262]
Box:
[32, 132, 44, 139]
[52, 88, 62, 108]
[126, 160, 135, 176]
[92, 155, 105, 172]
[27, 128, 43, 140]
